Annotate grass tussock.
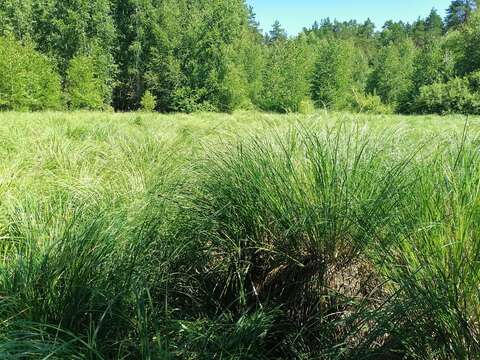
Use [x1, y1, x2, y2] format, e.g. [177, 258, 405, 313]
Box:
[0, 112, 480, 359]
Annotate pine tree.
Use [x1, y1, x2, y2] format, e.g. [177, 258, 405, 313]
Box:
[445, 0, 477, 30]
[247, 5, 261, 33]
[426, 9, 444, 36]
[267, 20, 287, 43]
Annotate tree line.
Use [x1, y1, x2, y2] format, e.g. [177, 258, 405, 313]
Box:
[0, 0, 479, 114]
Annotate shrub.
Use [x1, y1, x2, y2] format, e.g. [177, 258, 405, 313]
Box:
[298, 98, 316, 114]
[168, 87, 217, 113]
[0, 36, 62, 111]
[351, 91, 393, 114]
[468, 70, 480, 92]
[140, 90, 157, 112]
[66, 55, 105, 110]
[414, 77, 480, 114]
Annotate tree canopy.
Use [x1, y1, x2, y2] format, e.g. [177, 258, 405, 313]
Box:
[0, 0, 479, 115]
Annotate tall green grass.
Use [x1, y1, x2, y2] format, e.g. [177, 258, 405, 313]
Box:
[0, 112, 479, 358]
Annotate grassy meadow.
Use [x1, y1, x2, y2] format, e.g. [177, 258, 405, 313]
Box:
[1, 111, 480, 359]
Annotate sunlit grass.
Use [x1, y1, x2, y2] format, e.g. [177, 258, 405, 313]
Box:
[0, 111, 479, 358]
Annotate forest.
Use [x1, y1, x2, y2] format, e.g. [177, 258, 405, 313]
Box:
[0, 0, 480, 115]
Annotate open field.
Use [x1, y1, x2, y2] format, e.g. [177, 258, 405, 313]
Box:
[1, 111, 480, 359]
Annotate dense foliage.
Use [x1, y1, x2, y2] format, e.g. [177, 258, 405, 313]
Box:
[0, 36, 62, 110]
[0, 0, 480, 114]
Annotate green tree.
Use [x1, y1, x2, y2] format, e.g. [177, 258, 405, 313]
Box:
[407, 40, 456, 112]
[32, 0, 116, 69]
[112, 0, 159, 110]
[257, 39, 312, 112]
[239, 20, 265, 107]
[31, 0, 116, 105]
[0, 36, 62, 110]
[426, 8, 444, 36]
[311, 40, 368, 109]
[412, 10, 444, 46]
[247, 5, 262, 35]
[415, 77, 480, 114]
[267, 20, 287, 44]
[0, 0, 33, 39]
[445, 0, 478, 30]
[411, 18, 428, 46]
[368, 39, 417, 111]
[1, 0, 479, 116]
[456, 12, 480, 74]
[146, 0, 254, 112]
[66, 55, 104, 110]
[380, 20, 410, 45]
[411, 41, 455, 95]
[140, 90, 156, 112]
[359, 18, 375, 38]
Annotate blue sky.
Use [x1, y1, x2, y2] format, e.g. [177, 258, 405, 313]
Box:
[247, 0, 453, 35]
